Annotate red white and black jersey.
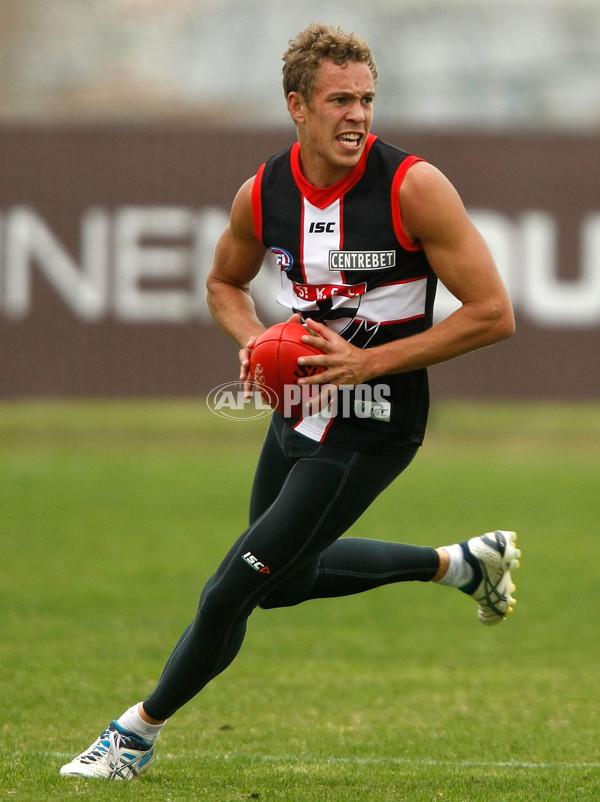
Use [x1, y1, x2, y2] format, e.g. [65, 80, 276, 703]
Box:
[252, 134, 438, 450]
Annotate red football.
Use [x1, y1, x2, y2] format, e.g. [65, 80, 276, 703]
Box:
[250, 321, 325, 416]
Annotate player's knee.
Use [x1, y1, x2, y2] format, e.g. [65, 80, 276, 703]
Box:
[197, 578, 250, 624]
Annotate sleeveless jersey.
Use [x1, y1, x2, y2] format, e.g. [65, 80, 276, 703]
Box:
[251, 134, 438, 451]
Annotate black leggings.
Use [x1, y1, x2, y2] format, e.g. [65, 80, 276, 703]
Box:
[143, 413, 439, 720]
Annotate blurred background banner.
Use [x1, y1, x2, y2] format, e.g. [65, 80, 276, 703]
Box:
[0, 0, 599, 399]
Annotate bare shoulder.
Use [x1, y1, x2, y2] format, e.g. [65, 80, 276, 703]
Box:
[233, 175, 256, 205]
[402, 160, 464, 209]
[400, 160, 470, 243]
[229, 176, 258, 240]
[208, 174, 266, 286]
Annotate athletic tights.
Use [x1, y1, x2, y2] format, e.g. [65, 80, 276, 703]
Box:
[143, 412, 439, 720]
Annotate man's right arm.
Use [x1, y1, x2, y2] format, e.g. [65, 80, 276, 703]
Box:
[205, 177, 269, 352]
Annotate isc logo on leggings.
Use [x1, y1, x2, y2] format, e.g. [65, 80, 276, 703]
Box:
[242, 551, 271, 574]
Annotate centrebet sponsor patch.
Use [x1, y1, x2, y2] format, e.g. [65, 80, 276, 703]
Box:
[329, 250, 396, 270]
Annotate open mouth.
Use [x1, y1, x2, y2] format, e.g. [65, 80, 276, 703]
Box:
[336, 132, 362, 149]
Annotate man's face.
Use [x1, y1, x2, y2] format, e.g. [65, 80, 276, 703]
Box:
[288, 59, 375, 186]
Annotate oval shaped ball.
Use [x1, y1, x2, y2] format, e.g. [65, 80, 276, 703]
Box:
[250, 321, 325, 415]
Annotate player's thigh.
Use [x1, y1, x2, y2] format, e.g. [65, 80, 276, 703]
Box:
[248, 440, 419, 572]
[256, 442, 419, 607]
[304, 440, 420, 540]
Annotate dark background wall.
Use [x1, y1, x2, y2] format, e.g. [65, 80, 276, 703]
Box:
[0, 127, 598, 400]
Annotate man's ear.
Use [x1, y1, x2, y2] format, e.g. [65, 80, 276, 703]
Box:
[287, 92, 305, 124]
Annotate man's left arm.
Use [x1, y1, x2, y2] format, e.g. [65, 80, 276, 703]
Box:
[298, 160, 515, 385]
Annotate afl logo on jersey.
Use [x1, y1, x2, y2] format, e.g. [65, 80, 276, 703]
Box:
[269, 246, 294, 271]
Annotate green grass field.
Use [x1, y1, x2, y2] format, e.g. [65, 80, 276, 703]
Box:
[1, 399, 599, 801]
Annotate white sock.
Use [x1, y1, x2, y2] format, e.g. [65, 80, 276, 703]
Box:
[435, 543, 474, 589]
[116, 703, 166, 745]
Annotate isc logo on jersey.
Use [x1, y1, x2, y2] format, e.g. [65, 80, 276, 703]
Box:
[308, 221, 335, 234]
[242, 551, 271, 574]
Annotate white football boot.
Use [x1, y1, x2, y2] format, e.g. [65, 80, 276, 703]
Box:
[60, 721, 155, 779]
[463, 530, 521, 625]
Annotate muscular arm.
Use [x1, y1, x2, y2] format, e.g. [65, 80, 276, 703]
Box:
[298, 161, 515, 385]
[205, 177, 268, 349]
[373, 160, 515, 373]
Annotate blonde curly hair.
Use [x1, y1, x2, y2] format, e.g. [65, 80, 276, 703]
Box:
[282, 23, 377, 103]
